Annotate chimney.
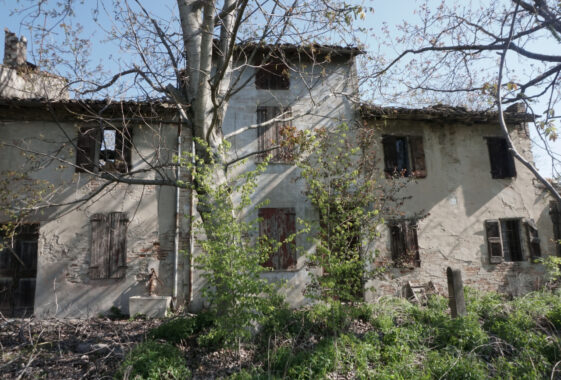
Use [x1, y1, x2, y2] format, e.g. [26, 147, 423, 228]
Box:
[3, 29, 27, 67]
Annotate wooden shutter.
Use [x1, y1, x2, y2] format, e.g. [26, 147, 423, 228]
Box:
[90, 214, 109, 279]
[389, 223, 405, 262]
[277, 107, 293, 162]
[550, 201, 561, 256]
[76, 126, 99, 172]
[259, 208, 296, 270]
[524, 219, 541, 259]
[487, 138, 516, 179]
[485, 220, 503, 264]
[382, 136, 398, 176]
[409, 136, 427, 178]
[108, 212, 128, 279]
[114, 127, 132, 173]
[405, 223, 421, 267]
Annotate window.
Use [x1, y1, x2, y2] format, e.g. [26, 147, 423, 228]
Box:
[76, 126, 132, 173]
[486, 137, 516, 178]
[255, 63, 290, 90]
[0, 224, 38, 317]
[89, 212, 128, 279]
[550, 201, 561, 256]
[258, 208, 296, 270]
[382, 135, 426, 178]
[257, 106, 294, 162]
[485, 218, 540, 263]
[389, 220, 420, 267]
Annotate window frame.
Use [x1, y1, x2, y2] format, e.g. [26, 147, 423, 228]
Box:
[485, 137, 516, 179]
[484, 218, 539, 264]
[76, 125, 132, 173]
[382, 135, 427, 178]
[255, 62, 290, 90]
[257, 106, 294, 163]
[388, 220, 421, 268]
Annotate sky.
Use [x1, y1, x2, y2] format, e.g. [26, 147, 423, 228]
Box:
[0, 0, 559, 178]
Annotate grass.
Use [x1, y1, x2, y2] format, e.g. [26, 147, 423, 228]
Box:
[116, 288, 561, 379]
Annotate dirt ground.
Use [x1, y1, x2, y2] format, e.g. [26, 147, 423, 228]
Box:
[0, 316, 160, 380]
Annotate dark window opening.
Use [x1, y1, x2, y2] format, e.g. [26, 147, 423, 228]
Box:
[382, 135, 426, 178]
[259, 208, 296, 270]
[90, 212, 128, 279]
[389, 220, 420, 267]
[486, 137, 516, 179]
[256, 63, 290, 90]
[0, 224, 39, 317]
[76, 126, 132, 173]
[257, 106, 294, 162]
[551, 201, 561, 256]
[485, 218, 535, 263]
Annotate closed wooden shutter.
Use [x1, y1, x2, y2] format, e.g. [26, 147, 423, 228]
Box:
[382, 136, 398, 176]
[389, 223, 405, 262]
[409, 136, 427, 178]
[114, 127, 132, 173]
[277, 107, 292, 162]
[524, 219, 541, 259]
[76, 126, 99, 172]
[259, 208, 296, 270]
[550, 201, 561, 256]
[405, 223, 421, 267]
[257, 107, 275, 160]
[109, 212, 128, 279]
[90, 214, 109, 279]
[485, 220, 503, 264]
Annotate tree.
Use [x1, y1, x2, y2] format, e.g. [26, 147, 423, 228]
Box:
[1, 0, 365, 235]
[371, 0, 561, 203]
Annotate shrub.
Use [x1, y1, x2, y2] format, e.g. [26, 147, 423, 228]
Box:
[116, 341, 190, 380]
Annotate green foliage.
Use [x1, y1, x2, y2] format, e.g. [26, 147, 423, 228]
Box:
[297, 124, 384, 303]
[179, 139, 287, 347]
[148, 313, 213, 344]
[116, 341, 190, 380]
[537, 255, 561, 286]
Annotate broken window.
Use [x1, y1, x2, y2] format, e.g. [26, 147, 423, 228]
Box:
[382, 135, 426, 178]
[389, 220, 420, 267]
[485, 218, 537, 263]
[0, 224, 39, 317]
[90, 212, 128, 279]
[255, 63, 290, 90]
[76, 125, 132, 173]
[257, 106, 294, 162]
[551, 201, 561, 256]
[258, 208, 296, 270]
[486, 137, 516, 179]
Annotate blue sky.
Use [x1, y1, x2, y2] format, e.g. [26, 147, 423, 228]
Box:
[0, 0, 558, 177]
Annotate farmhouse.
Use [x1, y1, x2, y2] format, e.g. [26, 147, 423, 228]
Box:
[0, 29, 558, 318]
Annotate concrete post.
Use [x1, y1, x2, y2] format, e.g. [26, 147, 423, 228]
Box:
[447, 267, 466, 318]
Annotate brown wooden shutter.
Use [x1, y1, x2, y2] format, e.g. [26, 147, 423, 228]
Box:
[523, 219, 541, 259]
[277, 107, 293, 162]
[405, 222, 421, 267]
[259, 208, 296, 270]
[550, 201, 561, 256]
[487, 138, 516, 179]
[382, 136, 398, 176]
[485, 220, 503, 264]
[409, 136, 427, 178]
[108, 212, 127, 279]
[389, 223, 405, 262]
[90, 214, 109, 279]
[76, 126, 98, 172]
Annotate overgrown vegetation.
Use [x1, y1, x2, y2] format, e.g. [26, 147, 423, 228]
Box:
[118, 289, 561, 379]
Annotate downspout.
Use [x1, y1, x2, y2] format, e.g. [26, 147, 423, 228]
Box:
[188, 138, 195, 305]
[173, 121, 182, 305]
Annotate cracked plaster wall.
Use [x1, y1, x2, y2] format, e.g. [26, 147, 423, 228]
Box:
[364, 119, 553, 300]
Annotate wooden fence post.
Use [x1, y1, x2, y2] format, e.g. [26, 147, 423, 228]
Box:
[447, 267, 466, 318]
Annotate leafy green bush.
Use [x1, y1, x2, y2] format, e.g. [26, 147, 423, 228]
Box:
[149, 312, 215, 345]
[116, 341, 190, 380]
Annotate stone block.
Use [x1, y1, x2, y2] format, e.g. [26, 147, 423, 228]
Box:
[129, 296, 171, 318]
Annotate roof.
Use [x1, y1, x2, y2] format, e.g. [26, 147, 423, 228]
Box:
[360, 103, 534, 124]
[0, 98, 180, 122]
[234, 42, 364, 57]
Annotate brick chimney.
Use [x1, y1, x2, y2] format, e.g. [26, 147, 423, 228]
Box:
[3, 29, 27, 67]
